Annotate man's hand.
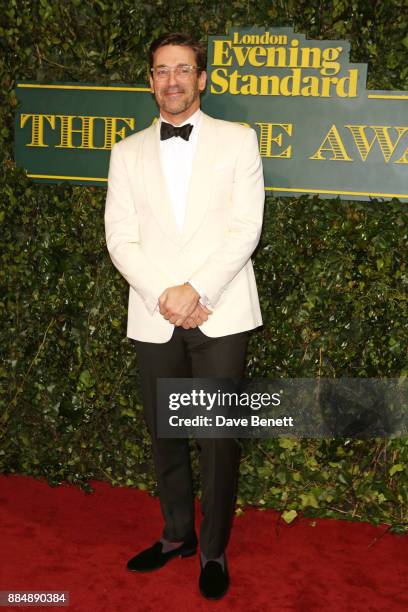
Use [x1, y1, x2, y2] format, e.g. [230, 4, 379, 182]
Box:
[159, 284, 200, 326]
[181, 304, 212, 329]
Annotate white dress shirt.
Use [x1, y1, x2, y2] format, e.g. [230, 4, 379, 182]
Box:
[159, 108, 202, 232]
[159, 109, 208, 305]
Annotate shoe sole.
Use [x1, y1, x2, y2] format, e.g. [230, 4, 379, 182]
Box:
[127, 547, 197, 572]
[180, 547, 197, 558]
[199, 585, 229, 601]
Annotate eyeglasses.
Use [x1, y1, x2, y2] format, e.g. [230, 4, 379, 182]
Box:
[150, 64, 198, 80]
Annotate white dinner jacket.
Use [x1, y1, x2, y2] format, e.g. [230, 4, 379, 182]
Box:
[104, 112, 265, 343]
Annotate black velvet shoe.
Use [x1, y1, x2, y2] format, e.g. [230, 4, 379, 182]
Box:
[126, 532, 198, 572]
[199, 557, 229, 600]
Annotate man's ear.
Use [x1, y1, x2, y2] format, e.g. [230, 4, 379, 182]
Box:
[149, 73, 154, 93]
[198, 70, 207, 92]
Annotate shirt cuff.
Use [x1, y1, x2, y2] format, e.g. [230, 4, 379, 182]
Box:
[187, 280, 209, 307]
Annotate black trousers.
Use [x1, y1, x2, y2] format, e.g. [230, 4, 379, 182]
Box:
[134, 326, 249, 558]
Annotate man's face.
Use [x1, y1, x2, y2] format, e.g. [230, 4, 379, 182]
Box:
[149, 44, 207, 123]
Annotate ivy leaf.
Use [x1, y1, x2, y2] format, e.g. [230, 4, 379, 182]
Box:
[300, 493, 319, 509]
[389, 464, 404, 476]
[282, 509, 298, 524]
[79, 370, 95, 388]
[279, 438, 298, 450]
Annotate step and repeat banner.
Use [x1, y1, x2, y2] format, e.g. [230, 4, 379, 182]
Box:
[14, 27, 408, 201]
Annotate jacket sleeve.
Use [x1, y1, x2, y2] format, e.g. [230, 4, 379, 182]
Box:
[189, 127, 265, 307]
[104, 141, 172, 315]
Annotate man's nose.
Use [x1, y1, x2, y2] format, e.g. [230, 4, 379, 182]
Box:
[167, 70, 178, 86]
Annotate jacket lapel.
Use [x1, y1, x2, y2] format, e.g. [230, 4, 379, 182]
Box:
[181, 113, 217, 246]
[142, 120, 182, 246]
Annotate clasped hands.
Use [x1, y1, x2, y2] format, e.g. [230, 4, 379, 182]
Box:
[158, 284, 212, 329]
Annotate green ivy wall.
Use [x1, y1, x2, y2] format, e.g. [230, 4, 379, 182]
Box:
[1, 0, 407, 531]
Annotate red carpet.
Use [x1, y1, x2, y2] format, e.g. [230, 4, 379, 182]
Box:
[0, 475, 407, 611]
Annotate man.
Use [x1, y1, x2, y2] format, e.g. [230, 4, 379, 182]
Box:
[104, 32, 264, 600]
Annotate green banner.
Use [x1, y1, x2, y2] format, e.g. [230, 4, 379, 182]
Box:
[14, 27, 408, 201]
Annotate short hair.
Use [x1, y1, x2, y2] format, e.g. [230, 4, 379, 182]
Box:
[148, 32, 207, 75]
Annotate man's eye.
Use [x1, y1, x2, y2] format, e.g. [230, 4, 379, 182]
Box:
[157, 68, 168, 77]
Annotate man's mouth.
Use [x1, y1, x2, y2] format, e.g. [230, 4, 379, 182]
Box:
[165, 89, 184, 96]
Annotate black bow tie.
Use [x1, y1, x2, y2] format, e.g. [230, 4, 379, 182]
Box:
[160, 121, 193, 141]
